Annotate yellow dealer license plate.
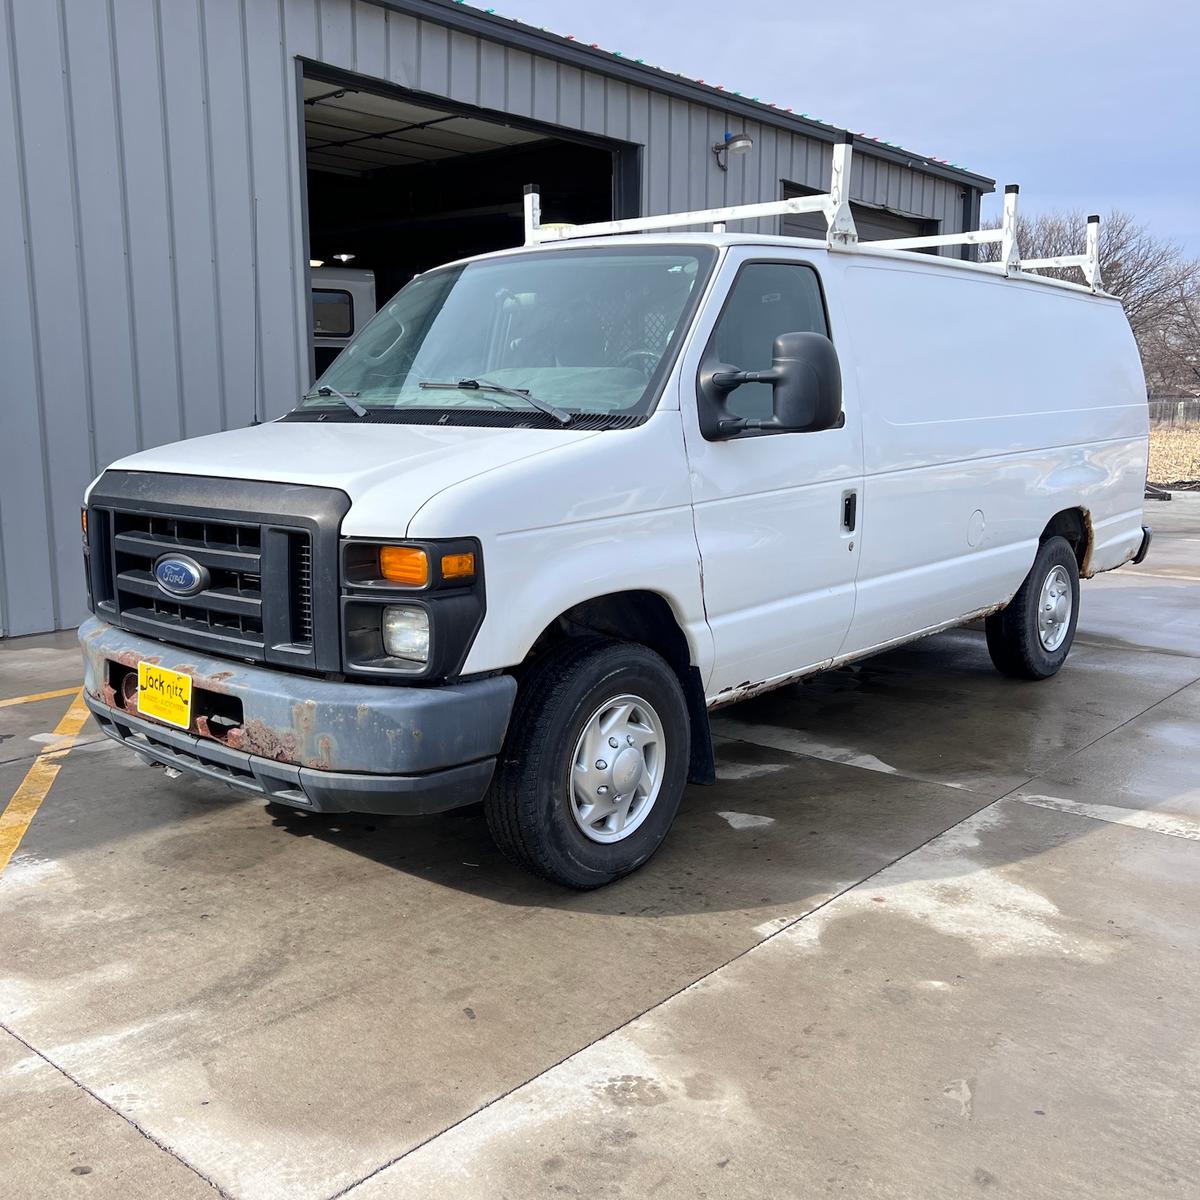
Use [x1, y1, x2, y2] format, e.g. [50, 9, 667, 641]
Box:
[137, 662, 193, 730]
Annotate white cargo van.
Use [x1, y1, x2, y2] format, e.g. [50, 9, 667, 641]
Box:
[79, 141, 1151, 888]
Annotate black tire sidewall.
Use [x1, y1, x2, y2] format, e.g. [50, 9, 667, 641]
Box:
[522, 645, 689, 886]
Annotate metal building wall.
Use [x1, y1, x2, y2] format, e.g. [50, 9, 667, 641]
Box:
[0, 0, 985, 636]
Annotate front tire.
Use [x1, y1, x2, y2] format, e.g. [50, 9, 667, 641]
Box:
[486, 637, 690, 889]
[985, 535, 1080, 680]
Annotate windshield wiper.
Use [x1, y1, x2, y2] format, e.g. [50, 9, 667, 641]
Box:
[302, 385, 366, 417]
[418, 378, 572, 426]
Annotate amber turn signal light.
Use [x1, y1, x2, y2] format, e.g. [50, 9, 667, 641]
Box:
[379, 545, 429, 586]
[440, 552, 476, 582]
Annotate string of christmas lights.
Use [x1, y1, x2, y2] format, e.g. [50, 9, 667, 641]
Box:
[448, 0, 972, 171]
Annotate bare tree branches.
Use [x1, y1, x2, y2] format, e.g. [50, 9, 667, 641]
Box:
[978, 209, 1200, 396]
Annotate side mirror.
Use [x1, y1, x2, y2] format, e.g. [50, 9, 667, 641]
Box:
[701, 331, 843, 437]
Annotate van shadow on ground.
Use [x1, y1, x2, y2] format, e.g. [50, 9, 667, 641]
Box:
[260, 629, 1130, 920]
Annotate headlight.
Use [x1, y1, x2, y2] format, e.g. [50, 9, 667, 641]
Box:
[382, 605, 430, 663]
[341, 537, 484, 679]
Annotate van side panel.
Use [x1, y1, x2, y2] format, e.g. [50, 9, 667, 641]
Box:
[838, 260, 1147, 656]
[406, 410, 715, 683]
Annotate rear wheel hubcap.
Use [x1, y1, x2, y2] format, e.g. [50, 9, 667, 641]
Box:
[1037, 564, 1072, 651]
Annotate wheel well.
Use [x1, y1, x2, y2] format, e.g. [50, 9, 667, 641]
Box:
[1041, 507, 1093, 575]
[522, 591, 716, 785]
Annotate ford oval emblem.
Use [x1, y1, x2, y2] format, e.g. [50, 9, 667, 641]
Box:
[153, 554, 209, 597]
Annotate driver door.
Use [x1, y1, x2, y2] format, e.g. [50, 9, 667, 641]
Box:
[680, 250, 864, 698]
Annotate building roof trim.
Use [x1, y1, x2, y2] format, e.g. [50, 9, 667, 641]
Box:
[365, 0, 995, 192]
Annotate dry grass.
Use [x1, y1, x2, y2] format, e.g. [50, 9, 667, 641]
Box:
[1148, 425, 1200, 484]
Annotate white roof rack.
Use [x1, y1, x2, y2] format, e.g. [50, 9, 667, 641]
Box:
[521, 135, 1105, 295]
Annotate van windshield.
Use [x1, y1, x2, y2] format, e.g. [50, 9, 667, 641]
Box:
[298, 246, 715, 421]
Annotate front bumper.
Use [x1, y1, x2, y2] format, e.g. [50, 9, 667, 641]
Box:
[78, 616, 517, 815]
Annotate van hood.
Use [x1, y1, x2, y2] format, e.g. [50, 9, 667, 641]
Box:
[100, 419, 599, 534]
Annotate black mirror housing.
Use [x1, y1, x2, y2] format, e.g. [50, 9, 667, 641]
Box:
[699, 331, 843, 438]
[762, 331, 842, 432]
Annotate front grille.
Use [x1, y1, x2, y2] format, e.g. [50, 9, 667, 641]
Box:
[86, 471, 349, 673]
[110, 510, 269, 654]
[289, 533, 314, 646]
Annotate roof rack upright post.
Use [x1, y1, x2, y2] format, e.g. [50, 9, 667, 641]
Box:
[523, 183, 542, 247]
[1000, 184, 1021, 276]
[826, 132, 858, 248]
[1084, 214, 1103, 292]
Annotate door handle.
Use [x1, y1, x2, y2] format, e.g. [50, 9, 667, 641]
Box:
[842, 490, 857, 532]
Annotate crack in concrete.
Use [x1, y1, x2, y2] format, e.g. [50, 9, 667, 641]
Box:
[0, 1018, 234, 1199]
[321, 675, 1200, 1200]
[1, 735, 110, 773]
[324, 789, 1019, 1200]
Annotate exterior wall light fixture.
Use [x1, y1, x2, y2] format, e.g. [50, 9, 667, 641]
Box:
[712, 131, 754, 171]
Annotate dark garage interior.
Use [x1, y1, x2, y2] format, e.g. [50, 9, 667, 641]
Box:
[302, 71, 626, 323]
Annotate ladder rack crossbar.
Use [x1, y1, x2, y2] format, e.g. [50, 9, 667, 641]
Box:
[520, 137, 1107, 295]
[870, 229, 1004, 251]
[526, 194, 832, 244]
[1021, 255, 1090, 270]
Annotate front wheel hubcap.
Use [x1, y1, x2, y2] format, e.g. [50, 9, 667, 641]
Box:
[1037, 564, 1073, 651]
[570, 694, 664, 844]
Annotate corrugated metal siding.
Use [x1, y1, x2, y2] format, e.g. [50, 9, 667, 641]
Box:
[0, 0, 980, 635]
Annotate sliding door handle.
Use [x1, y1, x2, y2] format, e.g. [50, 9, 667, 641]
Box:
[842, 490, 857, 532]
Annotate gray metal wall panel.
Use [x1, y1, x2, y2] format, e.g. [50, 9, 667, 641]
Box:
[244, 0, 306, 424]
[353, 2, 389, 79]
[0, 0, 59, 630]
[161, 0, 226, 442]
[6, 0, 93, 631]
[62, 0, 140, 471]
[201, 0, 256, 434]
[478, 36, 505, 112]
[111, 0, 183, 454]
[531, 52, 556, 125]
[385, 8, 418, 84]
[450, 28, 481, 106]
[319, 0, 354, 67]
[605, 78, 628, 142]
[1, 0, 981, 635]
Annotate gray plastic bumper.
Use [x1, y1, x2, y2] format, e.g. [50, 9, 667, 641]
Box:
[78, 616, 516, 815]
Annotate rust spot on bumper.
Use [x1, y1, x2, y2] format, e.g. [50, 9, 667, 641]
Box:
[224, 719, 298, 764]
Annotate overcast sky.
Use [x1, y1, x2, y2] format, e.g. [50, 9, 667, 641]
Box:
[496, 0, 1200, 255]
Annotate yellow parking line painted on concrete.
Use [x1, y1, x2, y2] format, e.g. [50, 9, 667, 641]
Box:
[0, 690, 90, 876]
[0, 686, 81, 710]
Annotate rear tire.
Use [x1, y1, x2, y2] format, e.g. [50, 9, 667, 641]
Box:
[985, 535, 1080, 680]
[486, 637, 690, 889]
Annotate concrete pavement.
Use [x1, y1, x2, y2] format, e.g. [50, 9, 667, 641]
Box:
[1, 496, 1197, 1199]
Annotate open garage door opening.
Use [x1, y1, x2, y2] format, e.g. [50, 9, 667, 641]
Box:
[302, 69, 636, 378]
[780, 181, 939, 248]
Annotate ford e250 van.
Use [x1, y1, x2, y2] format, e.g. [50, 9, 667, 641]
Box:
[78, 163, 1152, 888]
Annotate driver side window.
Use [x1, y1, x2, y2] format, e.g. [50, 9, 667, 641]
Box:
[711, 262, 829, 422]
